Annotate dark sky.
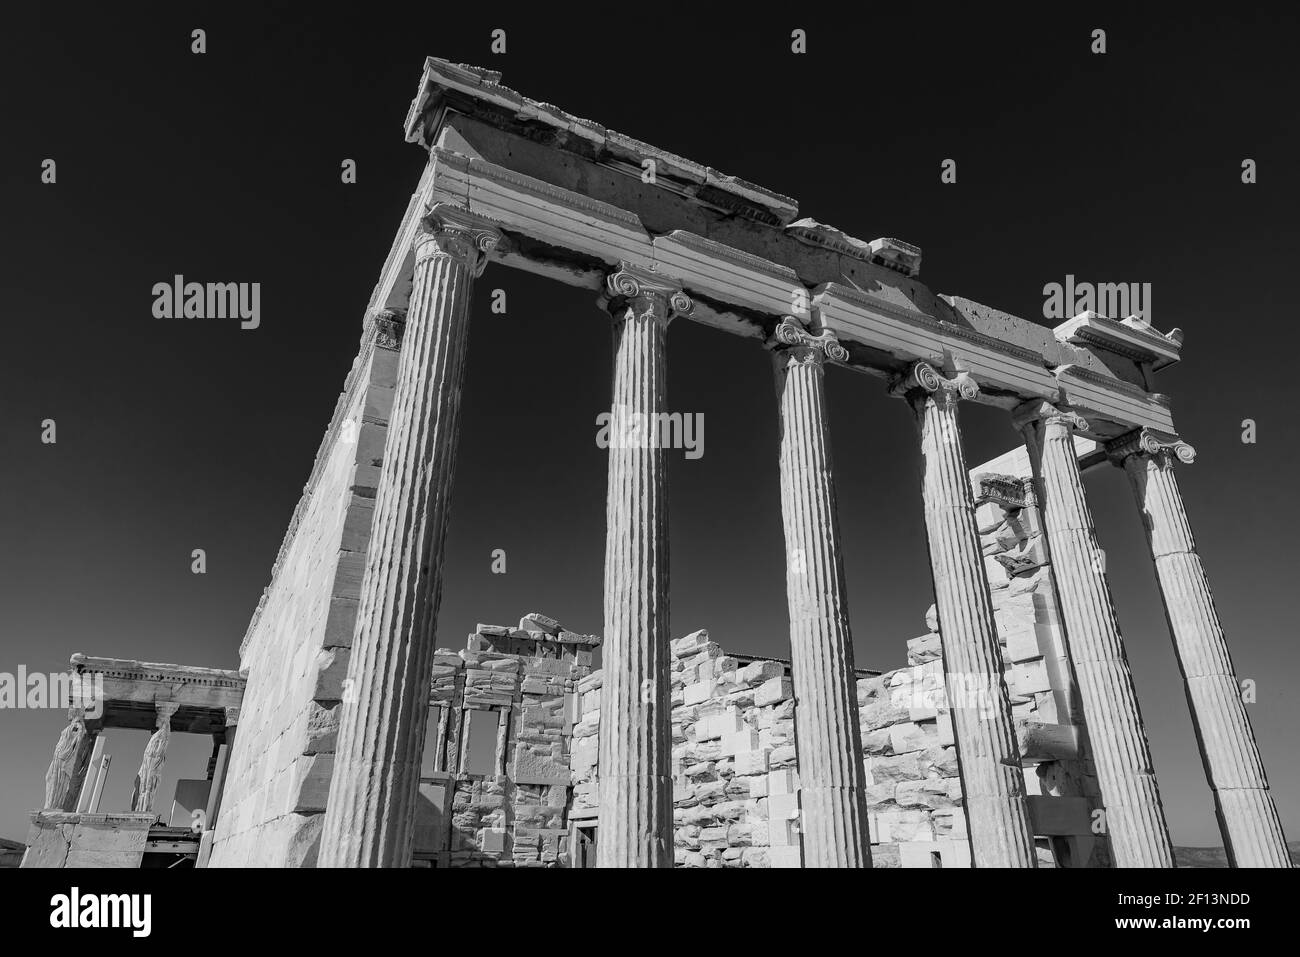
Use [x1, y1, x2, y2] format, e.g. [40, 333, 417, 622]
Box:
[2, 5, 1297, 851]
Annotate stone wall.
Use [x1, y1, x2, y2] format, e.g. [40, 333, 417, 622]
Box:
[573, 629, 854, 868]
[858, 631, 966, 868]
[208, 329, 397, 867]
[21, 811, 155, 868]
[414, 614, 597, 867]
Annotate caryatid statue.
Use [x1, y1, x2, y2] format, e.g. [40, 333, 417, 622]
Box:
[43, 709, 90, 810]
[131, 701, 179, 814]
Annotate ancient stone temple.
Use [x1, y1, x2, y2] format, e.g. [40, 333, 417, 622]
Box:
[22, 57, 1288, 868]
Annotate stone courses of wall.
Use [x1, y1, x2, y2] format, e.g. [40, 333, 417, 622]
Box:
[423, 615, 597, 867]
[575, 629, 814, 868]
[208, 338, 397, 867]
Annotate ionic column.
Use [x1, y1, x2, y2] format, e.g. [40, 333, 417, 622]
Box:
[43, 707, 96, 811]
[897, 363, 1036, 867]
[131, 701, 179, 814]
[771, 317, 870, 868]
[596, 264, 688, 868]
[319, 205, 499, 868]
[1016, 402, 1174, 867]
[1109, 430, 1290, 867]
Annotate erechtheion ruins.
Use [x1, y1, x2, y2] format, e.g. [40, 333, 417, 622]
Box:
[22, 57, 1289, 868]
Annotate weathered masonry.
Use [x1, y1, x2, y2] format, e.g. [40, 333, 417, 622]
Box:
[25, 57, 1287, 868]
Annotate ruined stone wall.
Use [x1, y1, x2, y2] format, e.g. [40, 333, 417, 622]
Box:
[416, 615, 597, 867]
[209, 335, 397, 867]
[858, 636, 966, 867]
[573, 629, 822, 868]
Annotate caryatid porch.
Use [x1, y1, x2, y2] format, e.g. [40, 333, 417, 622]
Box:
[314, 58, 1286, 867]
[24, 656, 244, 868]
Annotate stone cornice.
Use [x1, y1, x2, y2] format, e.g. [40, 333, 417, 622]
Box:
[1054, 311, 1183, 370]
[1105, 427, 1197, 466]
[784, 221, 923, 276]
[71, 655, 246, 690]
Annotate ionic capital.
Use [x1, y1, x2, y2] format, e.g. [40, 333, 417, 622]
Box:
[768, 316, 848, 366]
[891, 360, 978, 402]
[1011, 400, 1089, 436]
[602, 263, 693, 326]
[1106, 428, 1196, 466]
[415, 205, 502, 276]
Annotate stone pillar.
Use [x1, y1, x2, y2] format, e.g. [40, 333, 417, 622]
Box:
[319, 205, 500, 868]
[75, 736, 106, 813]
[1109, 429, 1290, 867]
[897, 362, 1037, 867]
[205, 706, 239, 832]
[87, 753, 111, 813]
[596, 263, 689, 868]
[1016, 402, 1174, 867]
[43, 707, 96, 811]
[131, 701, 179, 814]
[771, 316, 870, 868]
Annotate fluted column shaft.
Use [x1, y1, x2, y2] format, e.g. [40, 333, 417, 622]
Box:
[905, 365, 1036, 867]
[596, 265, 684, 868]
[1117, 437, 1289, 867]
[319, 207, 498, 868]
[772, 318, 870, 868]
[1023, 405, 1174, 867]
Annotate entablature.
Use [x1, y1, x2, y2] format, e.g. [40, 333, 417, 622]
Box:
[391, 58, 1184, 439]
